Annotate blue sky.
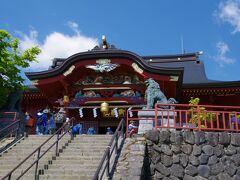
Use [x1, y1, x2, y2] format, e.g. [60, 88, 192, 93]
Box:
[1, 0, 240, 82]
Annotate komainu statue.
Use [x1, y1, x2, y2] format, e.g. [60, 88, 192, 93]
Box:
[144, 78, 177, 109]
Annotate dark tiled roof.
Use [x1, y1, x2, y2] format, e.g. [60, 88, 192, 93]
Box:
[49, 58, 66, 69]
[146, 59, 219, 84]
[142, 53, 240, 88]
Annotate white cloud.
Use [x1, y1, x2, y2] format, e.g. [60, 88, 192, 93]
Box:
[19, 21, 98, 71]
[67, 21, 80, 35]
[213, 41, 235, 67]
[217, 0, 240, 33]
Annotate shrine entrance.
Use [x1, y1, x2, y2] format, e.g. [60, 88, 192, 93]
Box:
[67, 107, 124, 134]
[25, 47, 183, 134]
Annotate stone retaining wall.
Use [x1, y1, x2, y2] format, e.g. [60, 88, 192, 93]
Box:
[113, 137, 149, 180]
[146, 129, 240, 180]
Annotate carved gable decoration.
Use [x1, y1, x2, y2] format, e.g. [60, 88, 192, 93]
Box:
[85, 59, 119, 73]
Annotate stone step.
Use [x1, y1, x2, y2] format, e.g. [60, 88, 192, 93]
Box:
[60, 149, 105, 153]
[0, 152, 55, 160]
[62, 146, 107, 150]
[69, 141, 110, 144]
[0, 168, 36, 178]
[52, 159, 100, 166]
[1, 150, 59, 158]
[54, 156, 102, 160]
[39, 174, 93, 180]
[0, 160, 49, 169]
[42, 168, 96, 175]
[71, 140, 111, 143]
[0, 159, 57, 179]
[73, 137, 112, 140]
[46, 163, 99, 169]
[58, 152, 104, 157]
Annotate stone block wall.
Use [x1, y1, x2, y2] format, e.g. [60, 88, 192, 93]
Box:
[146, 129, 240, 180]
[112, 137, 148, 180]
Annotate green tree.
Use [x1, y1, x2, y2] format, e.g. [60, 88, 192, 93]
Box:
[0, 30, 41, 108]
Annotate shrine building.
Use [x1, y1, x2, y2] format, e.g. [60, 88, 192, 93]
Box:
[23, 37, 240, 133]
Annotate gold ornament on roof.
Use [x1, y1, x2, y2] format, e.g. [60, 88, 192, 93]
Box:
[100, 102, 109, 113]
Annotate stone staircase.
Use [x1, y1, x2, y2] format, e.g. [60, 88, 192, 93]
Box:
[0, 134, 112, 180]
[0, 134, 71, 179]
[40, 135, 112, 180]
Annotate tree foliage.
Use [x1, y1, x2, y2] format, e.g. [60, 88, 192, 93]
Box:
[0, 30, 41, 108]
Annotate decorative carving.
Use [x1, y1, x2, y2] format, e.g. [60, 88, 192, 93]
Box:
[144, 78, 177, 109]
[91, 35, 117, 51]
[81, 76, 94, 85]
[74, 91, 83, 99]
[94, 76, 103, 85]
[123, 76, 131, 84]
[132, 75, 143, 84]
[132, 63, 143, 74]
[85, 59, 119, 73]
[101, 35, 109, 49]
[120, 90, 135, 97]
[63, 65, 75, 76]
[83, 91, 97, 97]
[75, 74, 143, 85]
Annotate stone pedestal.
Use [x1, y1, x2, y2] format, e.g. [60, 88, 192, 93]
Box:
[137, 110, 176, 134]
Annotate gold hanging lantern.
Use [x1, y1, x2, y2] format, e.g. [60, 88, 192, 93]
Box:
[100, 102, 109, 113]
[63, 95, 69, 105]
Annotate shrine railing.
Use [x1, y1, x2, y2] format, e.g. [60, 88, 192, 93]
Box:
[126, 104, 240, 136]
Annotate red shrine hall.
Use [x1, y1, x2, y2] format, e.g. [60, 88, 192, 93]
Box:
[23, 39, 240, 133]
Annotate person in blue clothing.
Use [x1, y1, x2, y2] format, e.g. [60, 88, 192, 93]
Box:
[47, 112, 56, 134]
[42, 109, 50, 135]
[106, 127, 113, 135]
[72, 123, 83, 135]
[128, 121, 138, 137]
[36, 110, 43, 135]
[231, 114, 240, 129]
[87, 127, 95, 135]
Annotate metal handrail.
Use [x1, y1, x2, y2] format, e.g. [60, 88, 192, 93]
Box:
[0, 112, 17, 123]
[1, 117, 75, 180]
[93, 118, 125, 180]
[0, 120, 20, 138]
[0, 119, 21, 152]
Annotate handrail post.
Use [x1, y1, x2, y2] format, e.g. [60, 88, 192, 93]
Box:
[56, 133, 59, 156]
[8, 173, 11, 180]
[15, 121, 20, 138]
[106, 147, 110, 177]
[121, 119, 124, 138]
[197, 105, 201, 130]
[35, 148, 41, 177]
[115, 133, 118, 154]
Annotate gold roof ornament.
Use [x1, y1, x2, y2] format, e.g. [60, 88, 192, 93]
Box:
[102, 35, 108, 49]
[63, 95, 69, 105]
[100, 102, 109, 113]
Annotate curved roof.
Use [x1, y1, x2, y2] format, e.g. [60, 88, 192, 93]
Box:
[25, 46, 240, 89]
[25, 49, 184, 80]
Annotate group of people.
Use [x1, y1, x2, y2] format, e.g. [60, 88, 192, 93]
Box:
[24, 107, 67, 135]
[24, 108, 139, 136]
